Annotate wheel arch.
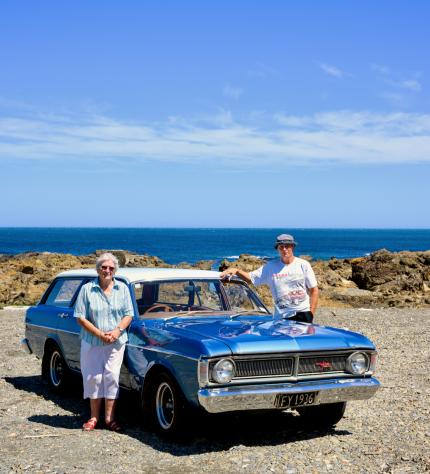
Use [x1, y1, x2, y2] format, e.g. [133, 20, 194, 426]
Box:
[141, 363, 178, 402]
[42, 337, 71, 378]
[135, 353, 199, 407]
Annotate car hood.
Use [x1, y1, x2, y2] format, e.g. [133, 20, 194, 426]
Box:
[164, 316, 375, 355]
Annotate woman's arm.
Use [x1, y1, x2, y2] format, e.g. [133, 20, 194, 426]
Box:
[77, 317, 110, 343]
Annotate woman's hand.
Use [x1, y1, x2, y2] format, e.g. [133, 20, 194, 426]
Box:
[98, 331, 112, 343]
[103, 327, 121, 343]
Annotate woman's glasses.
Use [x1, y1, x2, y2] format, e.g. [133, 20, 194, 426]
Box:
[101, 265, 115, 271]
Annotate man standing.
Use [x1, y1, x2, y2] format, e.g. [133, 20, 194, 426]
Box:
[220, 234, 319, 323]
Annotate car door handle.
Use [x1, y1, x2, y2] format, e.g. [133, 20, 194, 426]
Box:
[58, 313, 69, 318]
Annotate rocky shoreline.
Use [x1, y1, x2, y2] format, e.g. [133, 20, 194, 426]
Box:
[1, 248, 429, 309]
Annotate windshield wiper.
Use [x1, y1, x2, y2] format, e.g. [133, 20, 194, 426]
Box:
[164, 310, 213, 321]
[229, 310, 270, 320]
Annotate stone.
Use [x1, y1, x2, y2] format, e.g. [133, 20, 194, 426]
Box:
[1, 249, 430, 308]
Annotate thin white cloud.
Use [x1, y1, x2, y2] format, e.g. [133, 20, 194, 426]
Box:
[222, 84, 243, 100]
[372, 64, 391, 75]
[372, 65, 423, 96]
[400, 79, 421, 92]
[319, 63, 347, 78]
[383, 78, 423, 93]
[1, 109, 429, 166]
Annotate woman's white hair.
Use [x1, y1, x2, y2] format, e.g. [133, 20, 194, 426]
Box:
[96, 252, 119, 272]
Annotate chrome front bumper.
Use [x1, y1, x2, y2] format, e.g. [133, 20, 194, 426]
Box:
[198, 377, 380, 413]
[21, 338, 32, 354]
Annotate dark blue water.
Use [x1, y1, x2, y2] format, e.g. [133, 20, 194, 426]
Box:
[0, 228, 429, 264]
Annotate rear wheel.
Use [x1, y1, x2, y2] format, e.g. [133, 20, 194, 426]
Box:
[42, 345, 71, 392]
[297, 402, 346, 429]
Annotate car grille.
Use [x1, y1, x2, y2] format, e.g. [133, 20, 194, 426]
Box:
[298, 355, 346, 374]
[228, 353, 351, 380]
[235, 357, 294, 378]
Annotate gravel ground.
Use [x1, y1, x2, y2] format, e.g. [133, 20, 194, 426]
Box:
[1, 307, 429, 474]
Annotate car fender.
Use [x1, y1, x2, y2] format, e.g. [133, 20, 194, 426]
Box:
[127, 348, 201, 407]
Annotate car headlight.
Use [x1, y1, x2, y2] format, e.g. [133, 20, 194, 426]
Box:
[346, 352, 369, 375]
[212, 359, 235, 383]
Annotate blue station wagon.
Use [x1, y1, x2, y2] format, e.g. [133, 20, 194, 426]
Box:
[22, 267, 380, 436]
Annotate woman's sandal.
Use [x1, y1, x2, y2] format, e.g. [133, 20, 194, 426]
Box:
[106, 420, 122, 432]
[82, 417, 97, 431]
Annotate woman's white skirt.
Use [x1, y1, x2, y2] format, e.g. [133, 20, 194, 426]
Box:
[80, 340, 126, 399]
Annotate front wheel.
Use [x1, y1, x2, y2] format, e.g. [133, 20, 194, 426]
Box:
[42, 345, 71, 392]
[142, 372, 190, 438]
[297, 402, 346, 429]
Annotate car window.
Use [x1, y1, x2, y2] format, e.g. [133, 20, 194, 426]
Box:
[133, 280, 224, 315]
[222, 281, 268, 312]
[45, 278, 84, 308]
[158, 282, 190, 305]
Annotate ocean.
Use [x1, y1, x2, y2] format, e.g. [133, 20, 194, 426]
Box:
[0, 228, 429, 265]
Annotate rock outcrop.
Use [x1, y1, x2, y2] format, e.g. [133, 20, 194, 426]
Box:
[0, 250, 167, 306]
[218, 250, 430, 309]
[0, 249, 429, 308]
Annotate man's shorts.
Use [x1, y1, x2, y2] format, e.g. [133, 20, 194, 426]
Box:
[289, 311, 314, 323]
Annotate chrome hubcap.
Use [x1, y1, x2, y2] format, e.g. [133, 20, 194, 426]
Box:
[155, 382, 175, 430]
[49, 351, 63, 387]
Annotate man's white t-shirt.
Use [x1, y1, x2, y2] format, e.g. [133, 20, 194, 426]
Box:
[249, 257, 317, 318]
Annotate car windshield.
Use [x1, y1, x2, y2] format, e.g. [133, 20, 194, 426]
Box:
[132, 279, 269, 317]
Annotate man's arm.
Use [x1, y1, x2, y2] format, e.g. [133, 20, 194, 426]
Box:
[219, 267, 252, 285]
[308, 286, 319, 315]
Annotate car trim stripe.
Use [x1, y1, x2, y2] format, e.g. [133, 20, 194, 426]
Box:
[126, 343, 199, 361]
[26, 323, 58, 332]
[27, 324, 199, 361]
[27, 323, 79, 336]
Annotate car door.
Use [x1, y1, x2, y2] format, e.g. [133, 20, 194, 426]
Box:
[44, 277, 87, 370]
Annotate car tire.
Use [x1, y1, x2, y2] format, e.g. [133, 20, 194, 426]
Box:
[142, 372, 190, 438]
[297, 401, 346, 429]
[42, 344, 71, 392]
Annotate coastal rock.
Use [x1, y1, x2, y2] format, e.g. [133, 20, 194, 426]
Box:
[1, 249, 429, 308]
[179, 260, 214, 270]
[95, 250, 166, 268]
[0, 251, 168, 306]
[351, 249, 429, 293]
[217, 250, 430, 309]
[326, 288, 378, 308]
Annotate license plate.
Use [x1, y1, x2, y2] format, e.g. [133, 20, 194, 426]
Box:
[274, 391, 318, 408]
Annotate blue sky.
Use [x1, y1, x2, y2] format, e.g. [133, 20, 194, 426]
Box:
[0, 1, 429, 227]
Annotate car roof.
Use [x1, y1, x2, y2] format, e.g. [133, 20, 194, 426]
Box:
[57, 267, 222, 284]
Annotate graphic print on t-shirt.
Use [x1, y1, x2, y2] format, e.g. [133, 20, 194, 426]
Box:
[249, 257, 317, 316]
[272, 273, 307, 310]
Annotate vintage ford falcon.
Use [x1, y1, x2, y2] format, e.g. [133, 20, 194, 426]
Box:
[22, 267, 380, 435]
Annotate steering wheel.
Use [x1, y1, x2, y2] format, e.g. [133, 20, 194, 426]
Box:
[144, 304, 174, 314]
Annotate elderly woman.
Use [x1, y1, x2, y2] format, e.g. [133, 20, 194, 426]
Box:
[74, 252, 133, 432]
